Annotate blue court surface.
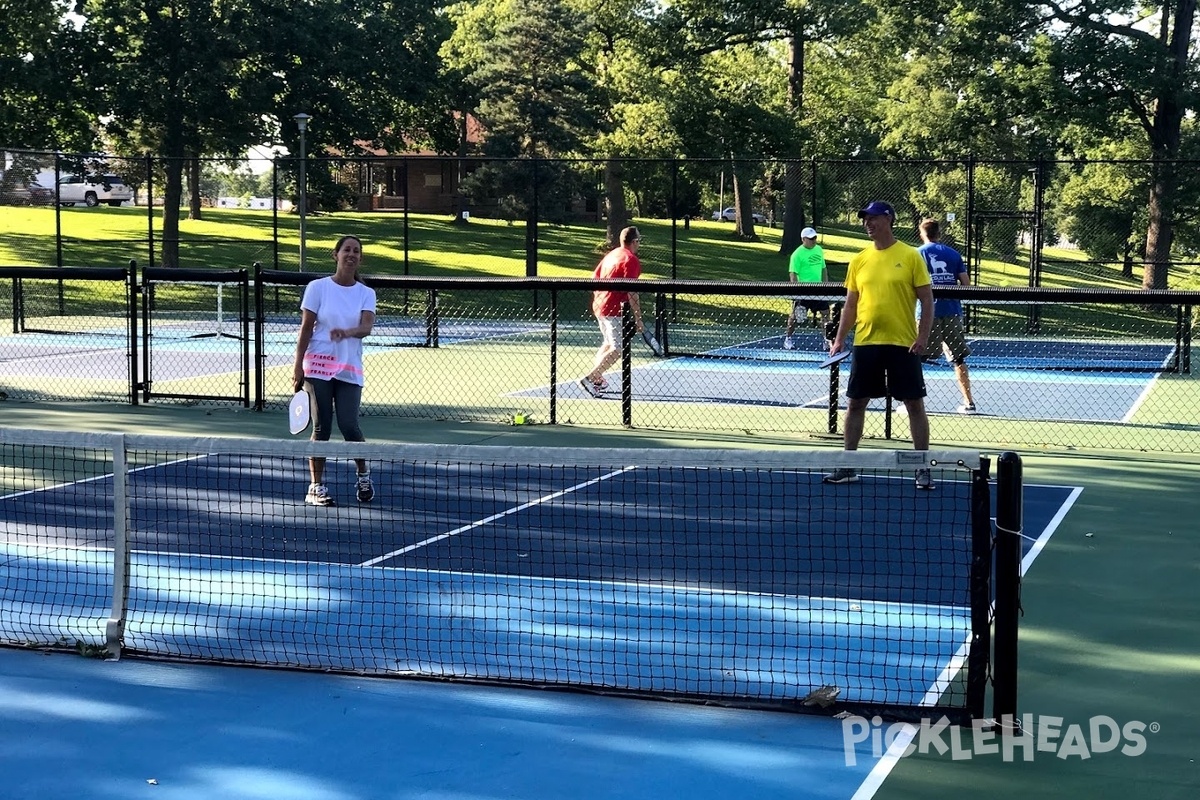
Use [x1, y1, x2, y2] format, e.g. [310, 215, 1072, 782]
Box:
[1, 451, 1079, 800]
[536, 333, 1175, 422]
[0, 320, 546, 383]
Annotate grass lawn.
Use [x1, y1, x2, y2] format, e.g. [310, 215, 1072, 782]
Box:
[0, 203, 1169, 289]
[2, 205, 1190, 345]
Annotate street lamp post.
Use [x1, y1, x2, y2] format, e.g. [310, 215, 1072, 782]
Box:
[293, 113, 311, 271]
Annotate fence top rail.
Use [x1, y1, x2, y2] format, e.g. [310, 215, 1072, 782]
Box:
[143, 267, 247, 284]
[0, 266, 129, 281]
[256, 270, 1200, 305]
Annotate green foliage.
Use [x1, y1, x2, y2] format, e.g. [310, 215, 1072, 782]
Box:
[473, 0, 598, 158]
[1054, 156, 1148, 263]
[0, 1, 99, 150]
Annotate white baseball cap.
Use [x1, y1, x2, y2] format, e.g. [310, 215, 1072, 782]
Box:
[801, 227, 818, 239]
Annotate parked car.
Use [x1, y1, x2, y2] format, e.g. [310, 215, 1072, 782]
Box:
[27, 184, 54, 205]
[56, 174, 134, 207]
[711, 207, 766, 224]
[0, 180, 54, 206]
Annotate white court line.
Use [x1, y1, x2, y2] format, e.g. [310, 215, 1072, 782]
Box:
[1122, 374, 1162, 422]
[358, 466, 637, 567]
[852, 482, 1084, 800]
[1021, 486, 1083, 576]
[1119, 344, 1177, 422]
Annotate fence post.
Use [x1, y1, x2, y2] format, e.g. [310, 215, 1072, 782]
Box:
[402, 157, 411, 278]
[272, 158, 280, 270]
[671, 159, 679, 281]
[621, 300, 633, 427]
[528, 158, 540, 279]
[549, 288, 559, 424]
[128, 260, 139, 406]
[809, 156, 818, 228]
[253, 262, 264, 410]
[54, 152, 63, 268]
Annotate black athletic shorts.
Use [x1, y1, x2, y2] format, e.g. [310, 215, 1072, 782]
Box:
[793, 299, 830, 314]
[846, 344, 927, 401]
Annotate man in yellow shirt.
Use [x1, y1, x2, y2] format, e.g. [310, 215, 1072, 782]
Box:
[824, 201, 936, 489]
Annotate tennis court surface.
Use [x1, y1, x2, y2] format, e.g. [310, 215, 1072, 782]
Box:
[11, 416, 1192, 800]
[513, 331, 1176, 422]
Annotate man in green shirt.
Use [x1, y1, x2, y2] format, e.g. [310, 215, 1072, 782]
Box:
[784, 227, 830, 350]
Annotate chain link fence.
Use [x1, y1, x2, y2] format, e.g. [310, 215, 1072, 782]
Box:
[5, 150, 1200, 290]
[3, 266, 1199, 453]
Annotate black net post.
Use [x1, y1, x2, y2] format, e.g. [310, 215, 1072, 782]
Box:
[621, 300, 633, 426]
[967, 456, 993, 718]
[992, 451, 1024, 732]
[827, 305, 841, 435]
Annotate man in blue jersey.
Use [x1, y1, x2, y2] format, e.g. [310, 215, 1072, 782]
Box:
[917, 219, 977, 414]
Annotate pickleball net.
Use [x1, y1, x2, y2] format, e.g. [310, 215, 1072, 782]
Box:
[0, 429, 1015, 721]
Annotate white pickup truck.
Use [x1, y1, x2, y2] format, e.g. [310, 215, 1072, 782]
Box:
[55, 174, 134, 207]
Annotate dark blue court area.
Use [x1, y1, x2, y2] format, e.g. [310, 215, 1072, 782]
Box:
[2, 453, 1075, 715]
[0, 448, 1082, 800]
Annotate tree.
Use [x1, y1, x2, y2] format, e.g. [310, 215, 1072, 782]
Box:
[0, 1, 98, 153]
[80, 0, 446, 265]
[646, 0, 866, 249]
[1038, 0, 1199, 288]
[666, 45, 793, 240]
[81, 0, 276, 264]
[464, 0, 599, 274]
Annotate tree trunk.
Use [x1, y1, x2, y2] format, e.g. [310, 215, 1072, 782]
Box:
[604, 158, 627, 248]
[780, 27, 807, 255]
[731, 164, 756, 239]
[187, 156, 202, 220]
[781, 161, 806, 255]
[160, 141, 184, 268]
[453, 110, 469, 224]
[1143, 164, 1175, 290]
[1141, 0, 1195, 289]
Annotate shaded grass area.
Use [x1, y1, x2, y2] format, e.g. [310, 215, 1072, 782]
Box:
[879, 454, 1200, 800]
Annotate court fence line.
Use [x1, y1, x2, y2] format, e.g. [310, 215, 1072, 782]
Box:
[2, 267, 1199, 452]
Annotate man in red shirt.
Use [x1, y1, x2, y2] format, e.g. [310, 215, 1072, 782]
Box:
[580, 226, 644, 397]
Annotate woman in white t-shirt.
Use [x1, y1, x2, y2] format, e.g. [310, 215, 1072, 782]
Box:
[292, 235, 377, 506]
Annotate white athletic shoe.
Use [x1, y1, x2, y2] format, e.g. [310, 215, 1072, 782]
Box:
[305, 483, 335, 506]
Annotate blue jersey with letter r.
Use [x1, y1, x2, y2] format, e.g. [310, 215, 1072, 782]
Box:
[918, 242, 966, 318]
